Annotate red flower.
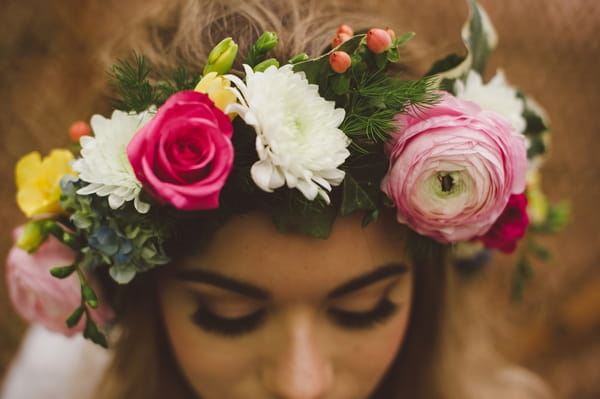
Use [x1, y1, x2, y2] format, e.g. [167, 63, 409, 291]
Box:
[479, 193, 530, 253]
[127, 91, 234, 210]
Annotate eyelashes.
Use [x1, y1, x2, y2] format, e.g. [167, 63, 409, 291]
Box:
[327, 298, 399, 330]
[191, 307, 268, 338]
[191, 298, 399, 337]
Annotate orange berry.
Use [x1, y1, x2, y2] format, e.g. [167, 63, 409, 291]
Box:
[385, 28, 396, 40]
[69, 121, 91, 142]
[331, 32, 351, 48]
[336, 24, 354, 37]
[366, 28, 393, 54]
[329, 51, 352, 73]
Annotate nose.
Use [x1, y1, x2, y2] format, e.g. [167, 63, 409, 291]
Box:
[261, 313, 334, 399]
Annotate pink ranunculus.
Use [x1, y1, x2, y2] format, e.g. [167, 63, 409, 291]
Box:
[381, 92, 527, 243]
[6, 227, 113, 336]
[479, 193, 530, 253]
[127, 91, 234, 210]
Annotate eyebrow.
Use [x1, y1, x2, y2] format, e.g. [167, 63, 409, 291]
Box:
[177, 269, 271, 300]
[177, 262, 408, 301]
[327, 263, 408, 299]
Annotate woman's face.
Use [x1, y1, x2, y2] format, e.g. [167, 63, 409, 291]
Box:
[158, 212, 414, 399]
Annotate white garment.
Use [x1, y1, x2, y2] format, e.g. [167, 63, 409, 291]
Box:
[1, 324, 111, 399]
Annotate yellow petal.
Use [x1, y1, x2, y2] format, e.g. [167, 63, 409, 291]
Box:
[15, 152, 42, 188]
[195, 72, 219, 93]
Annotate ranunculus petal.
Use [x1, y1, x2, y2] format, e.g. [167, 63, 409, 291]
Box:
[6, 227, 114, 335]
[382, 92, 527, 243]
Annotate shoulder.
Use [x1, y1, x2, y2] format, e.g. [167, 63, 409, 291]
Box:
[1, 325, 112, 399]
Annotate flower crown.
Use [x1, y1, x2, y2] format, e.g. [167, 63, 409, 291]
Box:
[8, 0, 568, 347]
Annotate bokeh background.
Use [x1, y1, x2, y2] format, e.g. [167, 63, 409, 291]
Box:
[1, 0, 598, 398]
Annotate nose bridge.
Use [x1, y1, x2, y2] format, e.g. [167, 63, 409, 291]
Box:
[261, 308, 333, 398]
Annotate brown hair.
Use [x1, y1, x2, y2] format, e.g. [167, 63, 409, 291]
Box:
[81, 0, 554, 397]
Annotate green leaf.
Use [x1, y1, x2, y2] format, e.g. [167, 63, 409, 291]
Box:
[332, 74, 350, 95]
[84, 317, 108, 349]
[374, 52, 388, 70]
[430, 0, 497, 84]
[394, 32, 415, 47]
[341, 173, 377, 216]
[82, 284, 99, 309]
[50, 265, 77, 279]
[511, 256, 534, 302]
[531, 201, 571, 233]
[66, 306, 85, 328]
[465, 0, 497, 74]
[362, 209, 379, 228]
[386, 48, 400, 63]
[425, 54, 466, 77]
[271, 192, 337, 239]
[527, 241, 553, 262]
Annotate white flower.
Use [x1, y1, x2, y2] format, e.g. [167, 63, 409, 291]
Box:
[454, 70, 526, 135]
[72, 109, 154, 213]
[226, 64, 350, 203]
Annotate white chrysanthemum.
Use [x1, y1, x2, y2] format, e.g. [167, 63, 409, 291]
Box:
[226, 64, 350, 203]
[454, 70, 526, 135]
[72, 109, 155, 213]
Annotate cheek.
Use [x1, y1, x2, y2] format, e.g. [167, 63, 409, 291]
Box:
[332, 278, 413, 397]
[157, 284, 257, 397]
[336, 304, 412, 391]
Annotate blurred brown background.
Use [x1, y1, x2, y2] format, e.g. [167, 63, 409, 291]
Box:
[1, 1, 598, 398]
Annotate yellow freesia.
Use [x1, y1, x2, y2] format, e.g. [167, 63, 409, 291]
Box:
[195, 72, 237, 118]
[15, 149, 76, 217]
[525, 170, 548, 224]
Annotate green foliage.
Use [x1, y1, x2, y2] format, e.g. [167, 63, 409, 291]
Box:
[108, 53, 161, 113]
[156, 66, 200, 102]
[60, 178, 170, 277]
[428, 0, 496, 86]
[246, 32, 278, 67]
[271, 191, 337, 239]
[108, 53, 199, 112]
[50, 264, 77, 279]
[511, 255, 534, 302]
[465, 0, 494, 74]
[531, 201, 571, 234]
[425, 54, 466, 77]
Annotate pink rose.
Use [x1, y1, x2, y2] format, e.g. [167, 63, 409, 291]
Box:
[381, 92, 527, 242]
[6, 227, 113, 336]
[128, 91, 234, 210]
[479, 193, 530, 253]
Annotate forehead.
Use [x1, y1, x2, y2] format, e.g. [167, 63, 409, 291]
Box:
[178, 212, 410, 297]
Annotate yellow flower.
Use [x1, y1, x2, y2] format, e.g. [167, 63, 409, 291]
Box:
[525, 170, 548, 225]
[195, 72, 237, 118]
[15, 149, 76, 217]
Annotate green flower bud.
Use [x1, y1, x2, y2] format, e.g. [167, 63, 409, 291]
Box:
[288, 53, 309, 64]
[204, 37, 238, 75]
[253, 58, 280, 72]
[17, 220, 49, 252]
[254, 32, 278, 53]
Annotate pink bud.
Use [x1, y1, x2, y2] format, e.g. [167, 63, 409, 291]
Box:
[329, 51, 352, 73]
[367, 28, 393, 54]
[332, 32, 352, 48]
[336, 24, 354, 37]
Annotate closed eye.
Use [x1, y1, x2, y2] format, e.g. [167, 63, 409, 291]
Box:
[328, 297, 399, 329]
[191, 307, 267, 338]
